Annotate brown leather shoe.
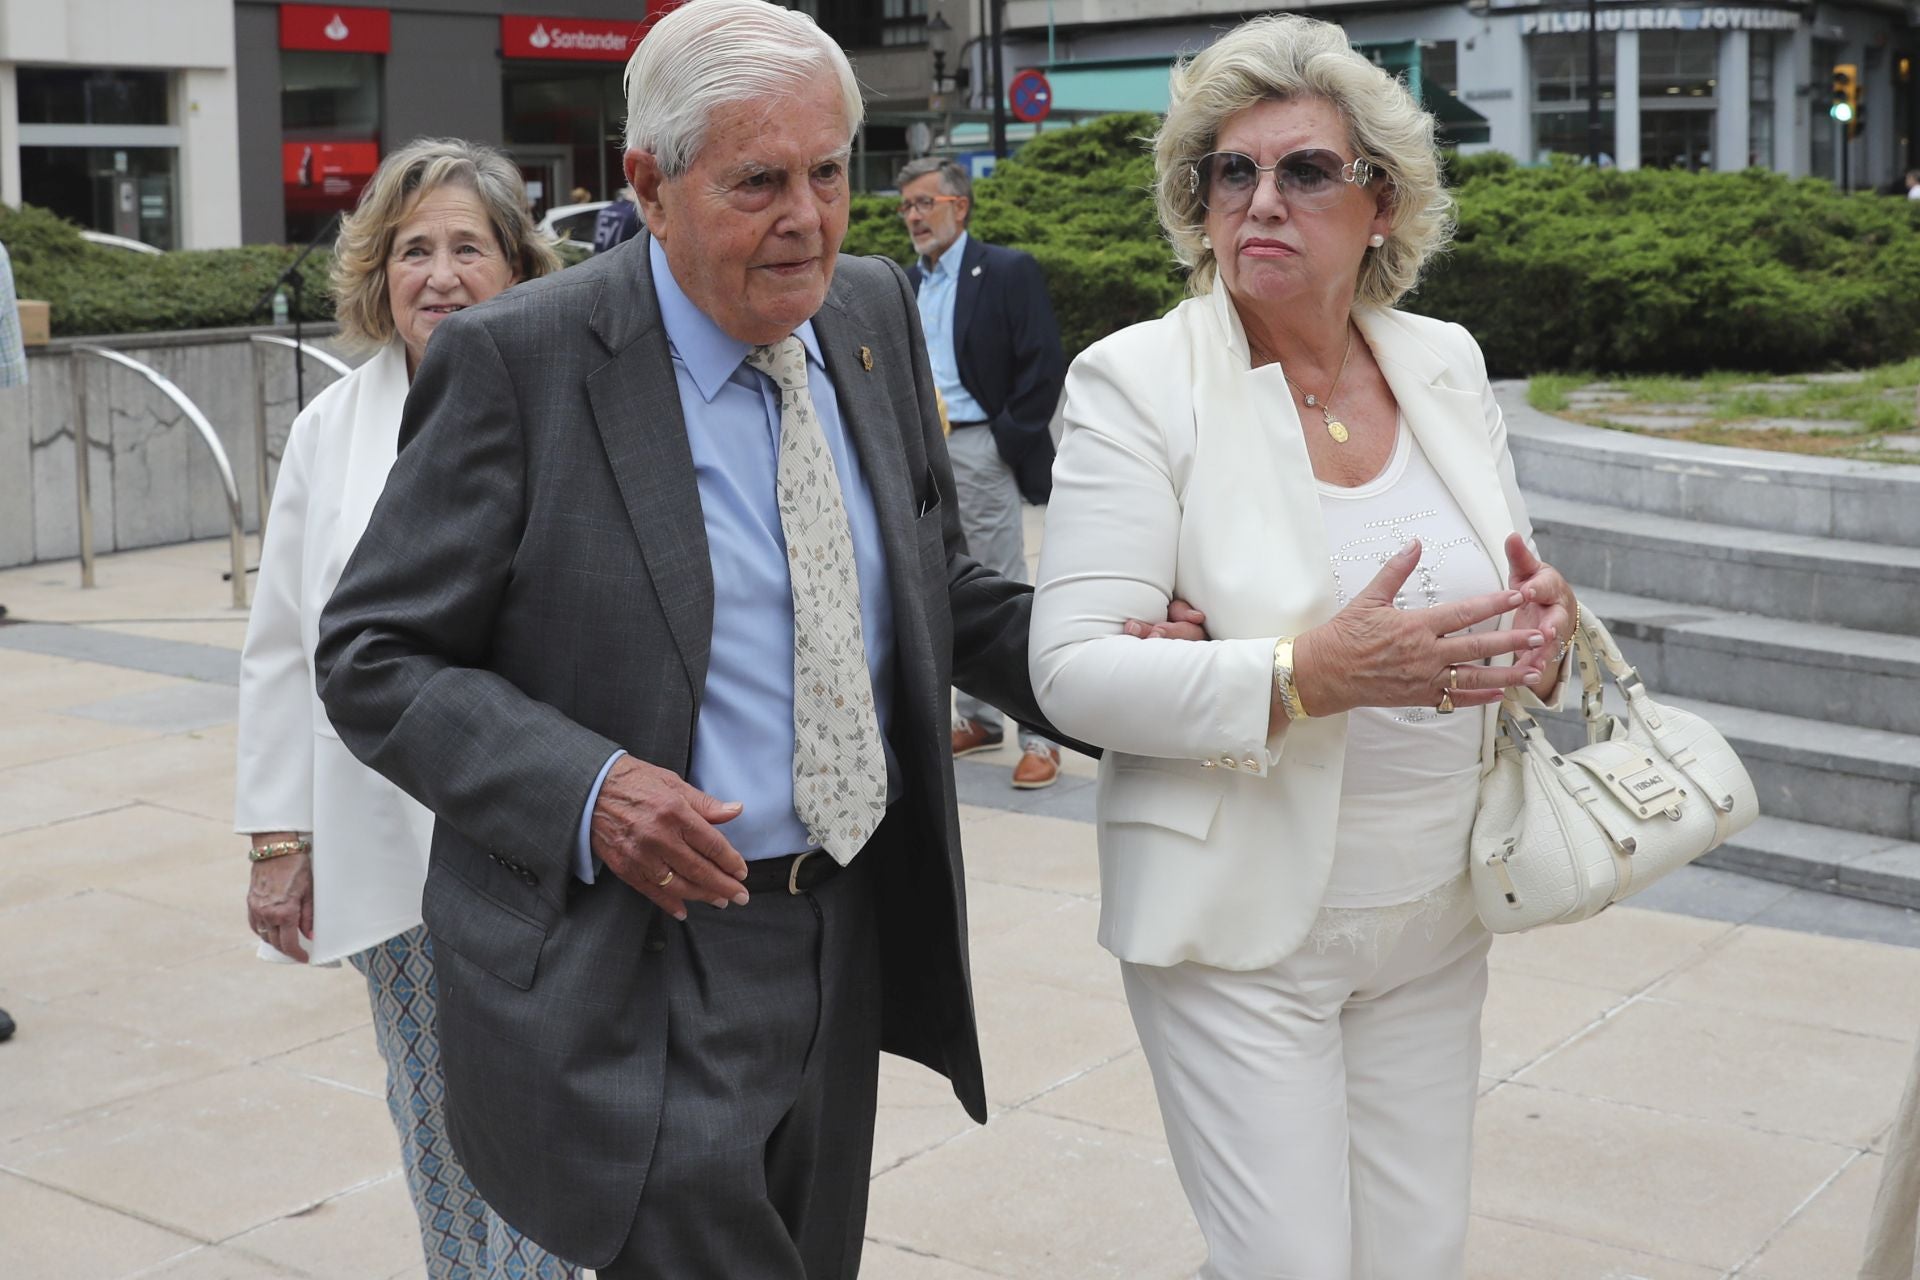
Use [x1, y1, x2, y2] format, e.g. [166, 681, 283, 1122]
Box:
[1011, 743, 1061, 790]
[951, 718, 1006, 758]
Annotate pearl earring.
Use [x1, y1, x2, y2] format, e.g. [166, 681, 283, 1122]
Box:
[1369, 234, 1386, 248]
[1201, 234, 1213, 251]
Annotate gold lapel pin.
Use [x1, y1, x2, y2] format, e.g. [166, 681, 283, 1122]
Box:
[859, 345, 873, 372]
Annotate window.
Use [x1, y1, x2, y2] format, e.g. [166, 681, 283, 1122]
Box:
[19, 69, 170, 126]
[1639, 31, 1718, 100]
[880, 0, 927, 47]
[1531, 34, 1615, 162]
[281, 51, 380, 138]
[1811, 38, 1840, 182]
[1749, 34, 1776, 169]
[1424, 40, 1459, 100]
[20, 146, 177, 249]
[1640, 31, 1718, 171]
[281, 50, 383, 244]
[17, 68, 179, 248]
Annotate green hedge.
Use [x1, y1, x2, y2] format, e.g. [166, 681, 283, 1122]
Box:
[15, 119, 1920, 375]
[1414, 153, 1920, 375]
[2, 203, 333, 337]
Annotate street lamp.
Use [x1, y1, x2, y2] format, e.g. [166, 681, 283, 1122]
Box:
[928, 9, 952, 100]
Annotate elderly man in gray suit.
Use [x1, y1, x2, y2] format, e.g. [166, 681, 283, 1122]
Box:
[313, 1, 1202, 1275]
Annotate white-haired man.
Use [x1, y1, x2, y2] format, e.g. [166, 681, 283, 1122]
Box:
[313, 0, 1201, 1274]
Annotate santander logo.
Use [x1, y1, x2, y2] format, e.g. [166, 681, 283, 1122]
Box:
[529, 23, 552, 49]
[323, 12, 349, 41]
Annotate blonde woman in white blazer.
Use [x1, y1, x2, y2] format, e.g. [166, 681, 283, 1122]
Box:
[1030, 17, 1581, 1279]
[234, 140, 579, 1280]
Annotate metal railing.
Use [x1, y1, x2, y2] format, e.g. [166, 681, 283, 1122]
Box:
[70, 345, 251, 608]
[249, 336, 351, 546]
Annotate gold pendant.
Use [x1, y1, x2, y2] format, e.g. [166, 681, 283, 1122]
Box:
[1325, 416, 1350, 444]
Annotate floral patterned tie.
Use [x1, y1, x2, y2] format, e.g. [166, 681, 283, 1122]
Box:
[745, 336, 888, 864]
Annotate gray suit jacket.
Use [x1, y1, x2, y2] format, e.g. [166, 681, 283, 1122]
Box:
[315, 235, 1055, 1266]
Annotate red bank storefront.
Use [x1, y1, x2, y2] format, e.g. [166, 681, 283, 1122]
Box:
[244, 2, 682, 243]
[500, 14, 645, 217]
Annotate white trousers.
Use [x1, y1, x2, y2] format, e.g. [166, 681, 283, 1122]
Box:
[1122, 890, 1491, 1280]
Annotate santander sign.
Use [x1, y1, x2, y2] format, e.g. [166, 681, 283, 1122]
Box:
[279, 4, 390, 54]
[502, 15, 644, 62]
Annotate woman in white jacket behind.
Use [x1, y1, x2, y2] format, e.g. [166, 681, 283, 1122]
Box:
[1029, 16, 1580, 1278]
[235, 139, 577, 1279]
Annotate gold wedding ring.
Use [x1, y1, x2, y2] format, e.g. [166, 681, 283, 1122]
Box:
[655, 868, 676, 888]
[1437, 690, 1455, 715]
[1447, 665, 1461, 690]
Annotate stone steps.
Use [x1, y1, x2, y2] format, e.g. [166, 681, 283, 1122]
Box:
[1497, 381, 1920, 548]
[1538, 693, 1920, 844]
[1577, 587, 1920, 736]
[1511, 389, 1920, 913]
[1700, 815, 1920, 912]
[1530, 494, 1920, 634]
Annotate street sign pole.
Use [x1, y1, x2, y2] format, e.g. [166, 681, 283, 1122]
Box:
[989, 0, 1008, 160]
[1585, 0, 1603, 164]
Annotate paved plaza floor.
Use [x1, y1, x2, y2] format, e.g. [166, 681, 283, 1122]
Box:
[4, 537, 1920, 1279]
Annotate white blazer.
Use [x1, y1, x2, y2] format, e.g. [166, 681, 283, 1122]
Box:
[1030, 284, 1565, 971]
[235, 341, 434, 966]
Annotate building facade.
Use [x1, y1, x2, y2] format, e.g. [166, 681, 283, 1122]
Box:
[0, 0, 242, 249]
[993, 0, 1919, 190]
[8, 1, 1903, 251]
[232, 0, 694, 245]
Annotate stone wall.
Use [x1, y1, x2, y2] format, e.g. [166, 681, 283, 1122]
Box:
[0, 325, 365, 570]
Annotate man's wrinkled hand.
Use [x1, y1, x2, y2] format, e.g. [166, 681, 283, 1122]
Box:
[1123, 598, 1210, 641]
[590, 756, 750, 920]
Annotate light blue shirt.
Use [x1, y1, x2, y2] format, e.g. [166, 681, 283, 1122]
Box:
[574, 239, 901, 880]
[916, 231, 985, 423]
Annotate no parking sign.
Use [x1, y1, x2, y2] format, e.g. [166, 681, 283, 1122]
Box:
[1009, 69, 1053, 124]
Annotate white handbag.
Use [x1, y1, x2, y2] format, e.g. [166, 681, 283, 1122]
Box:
[1469, 611, 1760, 933]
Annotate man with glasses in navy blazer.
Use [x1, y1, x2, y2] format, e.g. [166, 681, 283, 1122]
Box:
[898, 157, 1068, 789]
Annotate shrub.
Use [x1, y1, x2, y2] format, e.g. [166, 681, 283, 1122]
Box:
[2, 203, 333, 337]
[17, 121, 1920, 377]
[1411, 157, 1920, 374]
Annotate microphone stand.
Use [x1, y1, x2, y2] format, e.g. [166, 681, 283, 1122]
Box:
[251, 210, 341, 413]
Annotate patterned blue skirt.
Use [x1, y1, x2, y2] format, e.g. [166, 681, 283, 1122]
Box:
[350, 926, 581, 1280]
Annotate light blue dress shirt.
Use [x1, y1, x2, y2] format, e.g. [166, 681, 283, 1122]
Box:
[574, 239, 901, 880]
[916, 231, 986, 423]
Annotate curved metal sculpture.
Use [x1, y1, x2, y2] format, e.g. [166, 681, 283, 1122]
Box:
[70, 344, 252, 608]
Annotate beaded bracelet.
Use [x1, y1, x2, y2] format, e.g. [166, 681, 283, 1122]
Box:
[248, 838, 312, 863]
[1552, 601, 1582, 666]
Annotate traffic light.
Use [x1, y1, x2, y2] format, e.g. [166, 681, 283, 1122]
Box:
[1831, 63, 1862, 139]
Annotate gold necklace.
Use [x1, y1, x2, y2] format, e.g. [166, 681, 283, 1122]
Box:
[1282, 332, 1356, 445]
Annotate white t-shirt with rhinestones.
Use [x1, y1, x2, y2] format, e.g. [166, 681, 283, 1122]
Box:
[1316, 419, 1503, 909]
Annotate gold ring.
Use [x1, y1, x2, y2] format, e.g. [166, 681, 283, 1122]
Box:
[1447, 665, 1461, 690]
[1437, 690, 1455, 715]
[655, 868, 676, 888]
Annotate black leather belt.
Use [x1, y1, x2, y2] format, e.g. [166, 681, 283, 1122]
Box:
[742, 850, 843, 895]
[949, 419, 988, 428]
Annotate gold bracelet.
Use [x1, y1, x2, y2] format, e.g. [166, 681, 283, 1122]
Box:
[248, 838, 312, 863]
[1273, 636, 1311, 722]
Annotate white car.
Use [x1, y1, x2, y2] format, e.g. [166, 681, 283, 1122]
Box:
[537, 201, 611, 249]
[80, 230, 163, 255]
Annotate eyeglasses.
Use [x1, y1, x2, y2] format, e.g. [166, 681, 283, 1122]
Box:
[1188, 149, 1380, 215]
[897, 194, 965, 217]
